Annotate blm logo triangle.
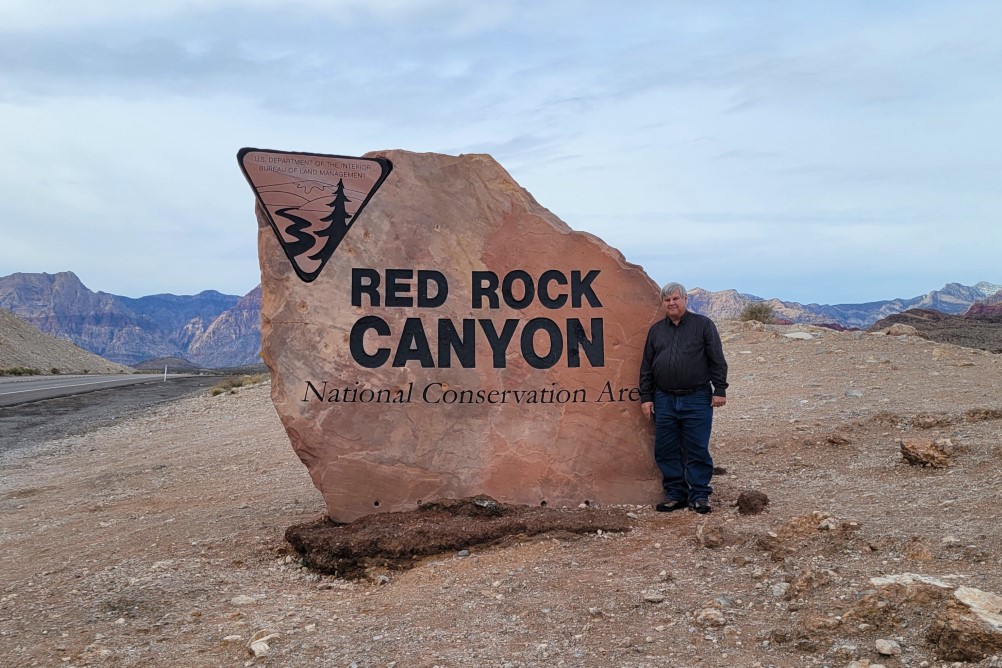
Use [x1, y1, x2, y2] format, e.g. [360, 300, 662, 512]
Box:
[238, 148, 392, 283]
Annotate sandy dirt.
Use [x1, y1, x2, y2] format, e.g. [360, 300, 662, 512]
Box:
[2, 322, 1001, 668]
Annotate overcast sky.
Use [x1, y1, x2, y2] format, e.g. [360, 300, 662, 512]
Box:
[1, 0, 999, 304]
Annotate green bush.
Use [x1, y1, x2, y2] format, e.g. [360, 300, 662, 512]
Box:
[0, 366, 41, 376]
[210, 373, 268, 396]
[739, 302, 775, 324]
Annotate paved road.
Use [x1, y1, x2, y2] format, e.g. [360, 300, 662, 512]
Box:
[0, 375, 224, 457]
[0, 374, 178, 407]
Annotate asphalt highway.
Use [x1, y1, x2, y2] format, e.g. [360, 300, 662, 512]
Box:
[0, 374, 174, 407]
[0, 374, 223, 456]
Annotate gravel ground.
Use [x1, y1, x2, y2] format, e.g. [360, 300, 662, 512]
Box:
[1, 322, 1001, 668]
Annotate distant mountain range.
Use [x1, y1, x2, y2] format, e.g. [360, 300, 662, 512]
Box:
[0, 272, 260, 368]
[0, 272, 999, 368]
[687, 281, 1002, 328]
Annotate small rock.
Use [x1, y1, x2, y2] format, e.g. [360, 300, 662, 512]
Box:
[875, 638, 901, 656]
[249, 629, 281, 644]
[230, 595, 257, 606]
[697, 524, 725, 548]
[456, 549, 470, 557]
[696, 607, 727, 627]
[249, 632, 281, 658]
[883, 323, 923, 337]
[900, 438, 951, 468]
[771, 582, 790, 598]
[818, 517, 839, 531]
[643, 593, 666, 603]
[845, 390, 864, 398]
[784, 332, 814, 340]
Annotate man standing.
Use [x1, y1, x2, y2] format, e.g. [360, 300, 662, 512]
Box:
[639, 282, 728, 514]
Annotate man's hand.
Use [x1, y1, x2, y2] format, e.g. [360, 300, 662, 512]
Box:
[711, 396, 727, 408]
[641, 401, 654, 420]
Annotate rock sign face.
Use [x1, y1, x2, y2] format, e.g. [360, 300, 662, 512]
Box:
[242, 148, 663, 521]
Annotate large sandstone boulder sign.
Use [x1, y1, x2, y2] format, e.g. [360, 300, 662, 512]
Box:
[240, 148, 663, 521]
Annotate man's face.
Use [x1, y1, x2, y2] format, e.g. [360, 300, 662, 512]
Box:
[662, 290, 687, 319]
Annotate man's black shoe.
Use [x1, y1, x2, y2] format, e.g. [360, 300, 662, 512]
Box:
[655, 499, 688, 513]
[691, 499, 711, 514]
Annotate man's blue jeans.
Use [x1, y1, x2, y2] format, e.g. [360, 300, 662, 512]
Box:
[653, 386, 714, 502]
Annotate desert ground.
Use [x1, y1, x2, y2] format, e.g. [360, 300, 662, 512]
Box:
[2, 321, 1001, 668]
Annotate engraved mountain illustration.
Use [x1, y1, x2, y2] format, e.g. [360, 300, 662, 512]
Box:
[264, 178, 356, 275]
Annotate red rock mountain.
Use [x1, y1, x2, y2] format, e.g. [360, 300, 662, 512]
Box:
[0, 272, 258, 368]
[965, 291, 1002, 316]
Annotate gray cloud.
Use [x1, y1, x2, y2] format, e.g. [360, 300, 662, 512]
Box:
[2, 0, 1000, 301]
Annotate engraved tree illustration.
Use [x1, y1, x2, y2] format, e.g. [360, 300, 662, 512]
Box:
[310, 179, 353, 263]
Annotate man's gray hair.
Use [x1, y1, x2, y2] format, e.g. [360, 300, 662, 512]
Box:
[660, 282, 687, 299]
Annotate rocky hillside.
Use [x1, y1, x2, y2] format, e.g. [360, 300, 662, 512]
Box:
[0, 309, 132, 374]
[0, 272, 258, 367]
[967, 291, 1002, 317]
[117, 290, 241, 352]
[186, 286, 262, 368]
[689, 281, 1002, 329]
[869, 308, 1002, 353]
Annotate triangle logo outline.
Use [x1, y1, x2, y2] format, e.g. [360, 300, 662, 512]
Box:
[237, 148, 392, 283]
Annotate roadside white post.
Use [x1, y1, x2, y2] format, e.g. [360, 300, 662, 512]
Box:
[163, 365, 168, 382]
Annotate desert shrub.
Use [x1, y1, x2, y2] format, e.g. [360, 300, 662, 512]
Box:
[0, 366, 41, 376]
[50, 367, 61, 374]
[210, 373, 268, 396]
[739, 302, 775, 324]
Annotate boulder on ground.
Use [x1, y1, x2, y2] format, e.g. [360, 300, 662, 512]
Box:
[899, 438, 952, 468]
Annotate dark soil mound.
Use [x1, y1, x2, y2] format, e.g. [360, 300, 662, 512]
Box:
[285, 495, 633, 578]
[736, 490, 770, 515]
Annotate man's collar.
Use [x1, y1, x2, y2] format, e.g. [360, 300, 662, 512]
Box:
[666, 310, 689, 326]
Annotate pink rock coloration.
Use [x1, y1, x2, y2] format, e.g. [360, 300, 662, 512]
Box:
[248, 149, 664, 521]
